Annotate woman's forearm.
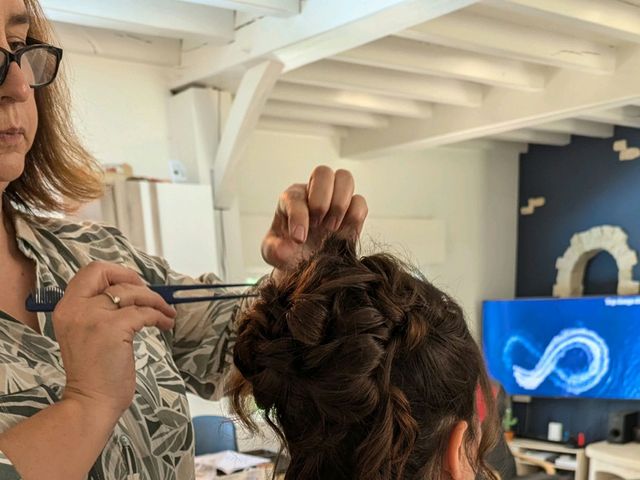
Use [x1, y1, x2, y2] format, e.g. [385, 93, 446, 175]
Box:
[0, 397, 119, 480]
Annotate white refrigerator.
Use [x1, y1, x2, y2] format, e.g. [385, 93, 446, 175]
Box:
[78, 178, 222, 279]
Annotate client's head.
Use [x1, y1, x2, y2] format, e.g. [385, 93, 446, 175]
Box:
[229, 236, 498, 480]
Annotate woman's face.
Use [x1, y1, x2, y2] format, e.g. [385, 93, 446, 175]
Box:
[0, 0, 37, 193]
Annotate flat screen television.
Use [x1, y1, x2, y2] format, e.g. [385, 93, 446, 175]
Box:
[482, 296, 640, 400]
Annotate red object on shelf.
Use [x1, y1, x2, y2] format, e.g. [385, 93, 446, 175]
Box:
[577, 432, 585, 447]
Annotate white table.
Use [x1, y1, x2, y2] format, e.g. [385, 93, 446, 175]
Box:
[586, 441, 640, 480]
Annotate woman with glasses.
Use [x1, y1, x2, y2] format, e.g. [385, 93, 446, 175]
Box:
[0, 1, 368, 479]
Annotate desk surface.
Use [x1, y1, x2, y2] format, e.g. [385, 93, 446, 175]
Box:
[510, 437, 583, 455]
[586, 441, 640, 471]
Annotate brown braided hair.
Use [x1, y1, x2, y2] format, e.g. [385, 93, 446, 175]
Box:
[229, 235, 498, 480]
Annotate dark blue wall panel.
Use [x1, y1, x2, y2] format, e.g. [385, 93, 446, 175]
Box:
[514, 127, 640, 442]
[518, 128, 640, 297]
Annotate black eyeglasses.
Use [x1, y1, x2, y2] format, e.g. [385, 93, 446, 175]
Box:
[0, 37, 63, 89]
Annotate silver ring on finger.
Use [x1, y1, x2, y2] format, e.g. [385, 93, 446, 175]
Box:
[103, 290, 122, 308]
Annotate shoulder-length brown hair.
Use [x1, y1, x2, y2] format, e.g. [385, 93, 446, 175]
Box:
[4, 0, 103, 215]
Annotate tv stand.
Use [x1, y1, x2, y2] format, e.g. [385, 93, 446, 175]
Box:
[509, 437, 587, 480]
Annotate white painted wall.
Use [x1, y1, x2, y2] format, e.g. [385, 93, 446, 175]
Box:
[64, 52, 174, 179]
[236, 131, 520, 334]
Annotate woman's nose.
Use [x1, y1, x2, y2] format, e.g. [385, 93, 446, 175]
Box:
[0, 61, 31, 104]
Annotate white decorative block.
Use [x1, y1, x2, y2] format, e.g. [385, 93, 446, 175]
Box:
[620, 147, 640, 161]
[520, 205, 534, 216]
[520, 196, 546, 216]
[613, 139, 628, 152]
[553, 225, 639, 298]
[531, 197, 546, 208]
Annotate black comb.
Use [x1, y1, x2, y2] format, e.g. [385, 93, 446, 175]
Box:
[26, 283, 257, 312]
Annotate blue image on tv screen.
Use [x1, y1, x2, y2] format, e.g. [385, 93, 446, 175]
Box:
[482, 296, 640, 400]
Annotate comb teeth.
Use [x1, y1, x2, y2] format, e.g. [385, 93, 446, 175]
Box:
[34, 287, 64, 305]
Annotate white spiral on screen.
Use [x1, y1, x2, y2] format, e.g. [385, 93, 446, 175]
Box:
[505, 328, 610, 395]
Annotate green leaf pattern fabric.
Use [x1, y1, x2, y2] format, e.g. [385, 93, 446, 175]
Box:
[0, 214, 253, 479]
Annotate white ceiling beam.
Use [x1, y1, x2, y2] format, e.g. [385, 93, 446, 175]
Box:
[341, 48, 640, 158]
[173, 0, 479, 90]
[53, 22, 181, 67]
[175, 0, 300, 18]
[215, 60, 283, 208]
[447, 138, 529, 154]
[396, 10, 616, 74]
[257, 116, 349, 137]
[490, 0, 640, 44]
[271, 83, 433, 119]
[41, 0, 235, 43]
[333, 36, 546, 92]
[264, 100, 389, 129]
[579, 106, 640, 129]
[283, 60, 484, 107]
[489, 129, 571, 146]
[532, 119, 613, 138]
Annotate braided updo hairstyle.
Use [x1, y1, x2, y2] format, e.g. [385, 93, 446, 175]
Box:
[229, 236, 498, 480]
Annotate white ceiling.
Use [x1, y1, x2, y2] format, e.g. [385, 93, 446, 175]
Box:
[42, 0, 640, 158]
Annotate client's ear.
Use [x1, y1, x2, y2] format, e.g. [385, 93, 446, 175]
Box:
[444, 421, 472, 480]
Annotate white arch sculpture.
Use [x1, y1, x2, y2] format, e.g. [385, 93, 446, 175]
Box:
[552, 225, 640, 297]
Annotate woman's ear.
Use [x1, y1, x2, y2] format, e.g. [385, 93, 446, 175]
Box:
[444, 421, 472, 480]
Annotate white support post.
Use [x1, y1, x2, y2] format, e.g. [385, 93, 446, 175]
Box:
[168, 87, 221, 184]
[216, 199, 248, 282]
[213, 60, 284, 209]
[168, 86, 251, 281]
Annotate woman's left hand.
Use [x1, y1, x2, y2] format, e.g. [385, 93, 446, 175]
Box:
[261, 166, 368, 273]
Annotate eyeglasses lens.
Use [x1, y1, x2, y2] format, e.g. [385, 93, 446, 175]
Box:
[21, 47, 58, 87]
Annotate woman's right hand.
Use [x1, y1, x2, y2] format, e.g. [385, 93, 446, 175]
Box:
[52, 261, 176, 420]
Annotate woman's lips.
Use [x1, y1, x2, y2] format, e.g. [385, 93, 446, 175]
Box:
[0, 128, 25, 146]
